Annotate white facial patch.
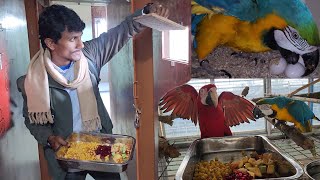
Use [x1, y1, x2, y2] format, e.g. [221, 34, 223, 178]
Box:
[274, 26, 317, 55]
[257, 104, 274, 116]
[199, 88, 208, 105]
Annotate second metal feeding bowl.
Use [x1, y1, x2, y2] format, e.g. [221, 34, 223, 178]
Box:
[176, 135, 304, 180]
[305, 160, 320, 180]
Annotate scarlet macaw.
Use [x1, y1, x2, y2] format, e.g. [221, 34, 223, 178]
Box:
[159, 84, 255, 138]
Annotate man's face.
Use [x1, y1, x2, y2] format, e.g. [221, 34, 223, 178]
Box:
[47, 30, 84, 66]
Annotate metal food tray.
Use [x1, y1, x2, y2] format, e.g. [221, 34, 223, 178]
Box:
[176, 135, 304, 180]
[304, 160, 320, 180]
[55, 132, 135, 173]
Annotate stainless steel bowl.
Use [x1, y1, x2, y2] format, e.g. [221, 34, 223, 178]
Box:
[176, 135, 304, 180]
[305, 160, 320, 180]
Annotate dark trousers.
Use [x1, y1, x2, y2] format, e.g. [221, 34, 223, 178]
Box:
[65, 171, 121, 180]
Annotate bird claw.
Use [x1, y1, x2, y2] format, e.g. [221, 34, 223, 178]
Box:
[230, 51, 251, 59]
[195, 59, 232, 78]
[200, 59, 210, 67]
[310, 147, 317, 157]
[218, 70, 232, 78]
[231, 51, 261, 66]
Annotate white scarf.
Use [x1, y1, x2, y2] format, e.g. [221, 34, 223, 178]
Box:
[24, 48, 101, 132]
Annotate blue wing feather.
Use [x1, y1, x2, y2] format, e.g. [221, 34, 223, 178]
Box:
[287, 100, 315, 126]
[192, 0, 316, 32]
[194, 0, 238, 11]
[191, 14, 206, 49]
[193, 0, 259, 22]
[192, 14, 206, 36]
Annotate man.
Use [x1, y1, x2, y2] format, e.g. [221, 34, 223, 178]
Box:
[17, 3, 169, 180]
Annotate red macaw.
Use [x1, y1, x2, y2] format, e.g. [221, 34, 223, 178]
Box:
[159, 84, 255, 138]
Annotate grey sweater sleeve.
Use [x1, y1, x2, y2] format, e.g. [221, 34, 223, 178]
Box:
[82, 9, 145, 74]
[16, 76, 53, 146]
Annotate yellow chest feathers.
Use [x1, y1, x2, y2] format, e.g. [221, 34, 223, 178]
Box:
[197, 13, 288, 52]
[271, 104, 296, 123]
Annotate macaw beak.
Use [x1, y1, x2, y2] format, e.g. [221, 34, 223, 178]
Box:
[268, 26, 320, 76]
[278, 47, 319, 76]
[205, 93, 215, 106]
[278, 47, 300, 64]
[302, 49, 319, 76]
[253, 106, 265, 119]
[253, 104, 276, 119]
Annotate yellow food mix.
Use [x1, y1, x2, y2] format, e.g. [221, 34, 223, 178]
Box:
[63, 142, 102, 161]
[61, 141, 131, 163]
[193, 159, 232, 180]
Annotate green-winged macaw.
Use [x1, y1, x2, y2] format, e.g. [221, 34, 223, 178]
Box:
[192, 0, 320, 76]
[254, 96, 319, 132]
[159, 84, 255, 138]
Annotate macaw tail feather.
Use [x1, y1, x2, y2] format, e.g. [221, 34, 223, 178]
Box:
[304, 121, 312, 133]
[295, 120, 312, 133]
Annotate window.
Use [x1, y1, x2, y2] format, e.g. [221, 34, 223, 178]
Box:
[162, 28, 189, 64]
[271, 79, 309, 94]
[94, 18, 107, 38]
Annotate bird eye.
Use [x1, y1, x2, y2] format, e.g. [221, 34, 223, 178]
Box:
[292, 32, 299, 39]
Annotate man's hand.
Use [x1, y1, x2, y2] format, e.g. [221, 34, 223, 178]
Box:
[143, 2, 169, 18]
[47, 135, 68, 151]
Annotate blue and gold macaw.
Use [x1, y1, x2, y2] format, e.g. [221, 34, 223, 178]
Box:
[192, 0, 320, 76]
[254, 96, 319, 132]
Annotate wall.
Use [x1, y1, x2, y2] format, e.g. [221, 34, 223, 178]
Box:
[100, 0, 131, 83]
[0, 0, 40, 180]
[107, 0, 135, 178]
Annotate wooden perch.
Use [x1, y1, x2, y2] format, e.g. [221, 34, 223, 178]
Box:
[251, 79, 320, 103]
[289, 96, 320, 103]
[288, 79, 320, 97]
[264, 116, 316, 155]
[293, 92, 320, 99]
[251, 92, 320, 104]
